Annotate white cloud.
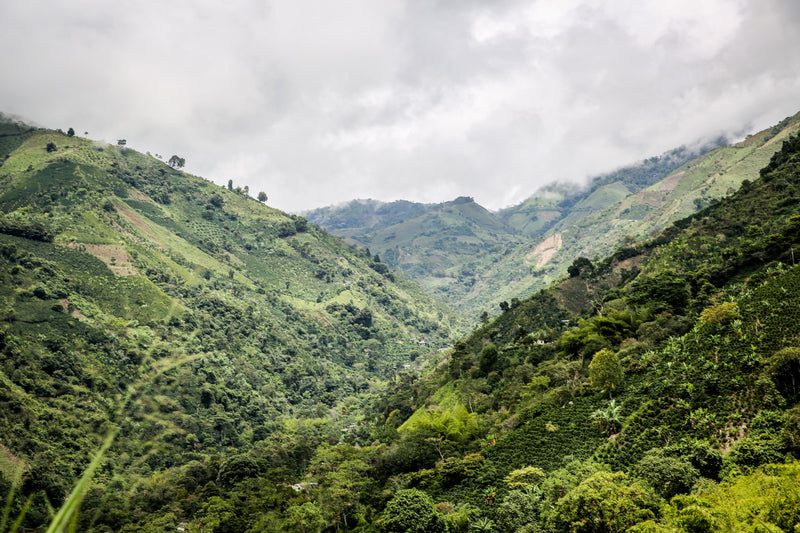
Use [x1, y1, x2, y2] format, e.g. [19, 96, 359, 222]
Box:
[1, 0, 799, 212]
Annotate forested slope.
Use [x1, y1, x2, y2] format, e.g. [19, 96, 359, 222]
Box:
[364, 130, 800, 532]
[113, 129, 800, 533]
[0, 117, 462, 531]
[3, 117, 800, 532]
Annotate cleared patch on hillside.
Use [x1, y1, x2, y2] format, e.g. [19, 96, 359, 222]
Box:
[526, 233, 562, 268]
[116, 201, 163, 245]
[0, 442, 26, 478]
[59, 298, 89, 319]
[79, 243, 137, 276]
[656, 171, 684, 191]
[127, 187, 152, 201]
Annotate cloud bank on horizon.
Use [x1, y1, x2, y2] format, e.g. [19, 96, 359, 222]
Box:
[1, 0, 799, 213]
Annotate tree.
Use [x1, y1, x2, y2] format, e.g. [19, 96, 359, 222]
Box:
[497, 488, 542, 533]
[552, 471, 657, 532]
[377, 489, 447, 533]
[284, 502, 326, 533]
[629, 269, 690, 314]
[216, 454, 259, 488]
[504, 466, 546, 489]
[588, 348, 624, 395]
[117, 139, 126, 146]
[632, 450, 699, 499]
[294, 216, 308, 233]
[67, 127, 75, 137]
[46, 142, 57, 152]
[258, 191, 268, 203]
[309, 446, 375, 530]
[568, 257, 594, 278]
[228, 179, 233, 191]
[168, 155, 185, 169]
[765, 347, 800, 404]
[209, 194, 224, 208]
[479, 343, 498, 376]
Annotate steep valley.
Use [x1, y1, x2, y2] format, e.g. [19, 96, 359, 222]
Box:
[2, 113, 800, 532]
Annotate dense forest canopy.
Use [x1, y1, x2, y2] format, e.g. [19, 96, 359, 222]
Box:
[1, 114, 800, 532]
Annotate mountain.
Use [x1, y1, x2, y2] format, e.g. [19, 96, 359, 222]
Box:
[498, 141, 726, 239]
[299, 198, 433, 239]
[361, 129, 800, 532]
[5, 112, 800, 532]
[30, 118, 800, 533]
[307, 112, 800, 317]
[305, 197, 526, 313]
[0, 116, 464, 530]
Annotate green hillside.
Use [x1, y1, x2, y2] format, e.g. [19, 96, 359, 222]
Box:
[305, 138, 729, 315]
[306, 197, 526, 311]
[470, 112, 800, 312]
[0, 119, 464, 531]
[308, 117, 800, 319]
[301, 199, 433, 239]
[499, 141, 726, 239]
[289, 130, 800, 532]
[3, 114, 800, 532]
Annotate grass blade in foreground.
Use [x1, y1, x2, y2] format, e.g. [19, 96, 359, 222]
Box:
[43, 429, 118, 533]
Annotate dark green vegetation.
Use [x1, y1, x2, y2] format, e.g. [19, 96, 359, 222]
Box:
[0, 116, 461, 531]
[2, 111, 800, 532]
[306, 113, 800, 317]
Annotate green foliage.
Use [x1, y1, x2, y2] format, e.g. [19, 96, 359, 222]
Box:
[44, 429, 117, 533]
[0, 122, 463, 531]
[764, 347, 800, 404]
[698, 301, 739, 326]
[401, 403, 479, 453]
[567, 257, 594, 278]
[629, 269, 690, 314]
[167, 155, 185, 169]
[283, 502, 326, 533]
[588, 348, 624, 394]
[590, 399, 623, 435]
[4, 112, 800, 533]
[551, 471, 658, 533]
[478, 343, 498, 376]
[216, 455, 259, 488]
[377, 489, 447, 533]
[503, 466, 546, 489]
[496, 487, 544, 533]
[639, 462, 800, 532]
[632, 449, 698, 499]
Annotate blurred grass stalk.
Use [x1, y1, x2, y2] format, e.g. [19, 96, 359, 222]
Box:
[4, 356, 202, 533]
[1, 465, 32, 533]
[44, 428, 118, 533]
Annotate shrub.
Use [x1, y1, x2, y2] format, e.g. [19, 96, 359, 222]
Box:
[377, 489, 447, 533]
[698, 302, 739, 326]
[551, 471, 658, 532]
[633, 450, 699, 499]
[589, 349, 624, 394]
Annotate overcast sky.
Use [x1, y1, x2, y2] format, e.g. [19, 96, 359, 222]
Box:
[2, 1, 800, 213]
